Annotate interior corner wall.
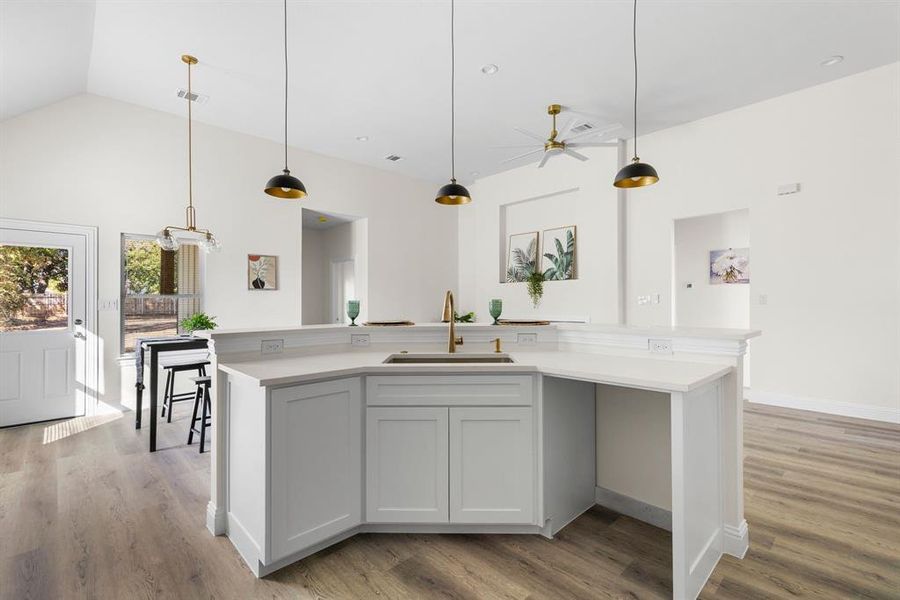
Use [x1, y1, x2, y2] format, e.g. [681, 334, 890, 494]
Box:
[625, 63, 900, 420]
[457, 146, 621, 322]
[0, 94, 456, 409]
[301, 220, 360, 325]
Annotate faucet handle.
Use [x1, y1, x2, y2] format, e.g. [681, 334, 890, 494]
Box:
[455, 336, 464, 346]
[492, 338, 501, 353]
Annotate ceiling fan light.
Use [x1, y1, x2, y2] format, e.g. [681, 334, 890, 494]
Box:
[435, 180, 472, 205]
[265, 169, 307, 199]
[614, 159, 659, 188]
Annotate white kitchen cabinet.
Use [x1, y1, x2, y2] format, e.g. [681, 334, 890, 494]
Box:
[449, 406, 535, 524]
[366, 406, 450, 523]
[269, 378, 362, 561]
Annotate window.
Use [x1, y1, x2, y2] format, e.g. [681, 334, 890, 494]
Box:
[0, 245, 69, 332]
[120, 234, 203, 354]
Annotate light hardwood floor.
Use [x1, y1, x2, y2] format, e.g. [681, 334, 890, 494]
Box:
[1, 401, 898, 599]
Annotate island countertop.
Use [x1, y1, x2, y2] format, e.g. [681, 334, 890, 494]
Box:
[217, 349, 733, 393]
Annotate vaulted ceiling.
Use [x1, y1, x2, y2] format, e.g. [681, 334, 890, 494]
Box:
[2, 1, 898, 183]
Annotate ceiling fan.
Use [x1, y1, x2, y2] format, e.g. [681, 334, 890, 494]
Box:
[498, 104, 621, 168]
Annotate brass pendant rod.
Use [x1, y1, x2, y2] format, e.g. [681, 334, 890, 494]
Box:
[187, 58, 194, 217]
[283, 0, 289, 172]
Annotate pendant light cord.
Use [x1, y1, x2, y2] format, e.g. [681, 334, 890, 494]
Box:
[283, 0, 289, 172]
[187, 59, 193, 212]
[450, 0, 456, 182]
[632, 0, 638, 160]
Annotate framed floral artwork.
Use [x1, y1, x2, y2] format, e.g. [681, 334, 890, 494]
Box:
[709, 248, 749, 284]
[248, 254, 278, 290]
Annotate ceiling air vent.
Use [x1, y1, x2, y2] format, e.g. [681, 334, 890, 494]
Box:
[570, 122, 594, 134]
[384, 154, 404, 162]
[175, 88, 209, 104]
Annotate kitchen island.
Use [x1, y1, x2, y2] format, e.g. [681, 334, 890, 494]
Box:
[201, 323, 759, 599]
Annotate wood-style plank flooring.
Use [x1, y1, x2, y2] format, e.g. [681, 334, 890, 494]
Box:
[1, 402, 898, 599]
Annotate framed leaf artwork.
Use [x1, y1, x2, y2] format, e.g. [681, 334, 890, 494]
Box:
[541, 226, 577, 280]
[505, 232, 539, 283]
[248, 254, 278, 290]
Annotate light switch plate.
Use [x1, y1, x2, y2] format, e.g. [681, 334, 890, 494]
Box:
[261, 339, 284, 354]
[517, 333, 538, 346]
[649, 339, 673, 354]
[99, 298, 119, 311]
[351, 334, 370, 347]
[637, 295, 651, 305]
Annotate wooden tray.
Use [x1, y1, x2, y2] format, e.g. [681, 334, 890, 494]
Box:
[497, 319, 551, 326]
[362, 320, 415, 327]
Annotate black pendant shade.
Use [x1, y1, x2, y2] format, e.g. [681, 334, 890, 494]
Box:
[435, 180, 471, 205]
[613, 158, 659, 188]
[265, 169, 307, 199]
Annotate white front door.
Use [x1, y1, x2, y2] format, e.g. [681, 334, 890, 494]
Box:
[0, 225, 88, 426]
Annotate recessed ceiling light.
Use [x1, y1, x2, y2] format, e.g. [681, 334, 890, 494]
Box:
[470, 171, 480, 176]
[821, 55, 843, 67]
[356, 135, 369, 142]
[481, 64, 499, 75]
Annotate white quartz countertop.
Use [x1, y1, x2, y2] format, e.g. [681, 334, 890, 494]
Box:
[217, 350, 733, 393]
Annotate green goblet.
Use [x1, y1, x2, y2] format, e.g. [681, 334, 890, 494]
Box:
[489, 299, 503, 325]
[347, 300, 360, 326]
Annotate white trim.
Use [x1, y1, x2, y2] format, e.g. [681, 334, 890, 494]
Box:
[0, 218, 99, 417]
[594, 486, 672, 531]
[748, 389, 900, 424]
[207, 501, 226, 535]
[723, 519, 749, 558]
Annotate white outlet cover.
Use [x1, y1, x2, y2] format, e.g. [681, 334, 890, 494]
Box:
[351, 334, 370, 347]
[649, 338, 673, 354]
[261, 339, 284, 354]
[517, 333, 538, 346]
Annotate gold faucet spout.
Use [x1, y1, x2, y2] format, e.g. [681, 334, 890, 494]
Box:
[442, 290, 462, 353]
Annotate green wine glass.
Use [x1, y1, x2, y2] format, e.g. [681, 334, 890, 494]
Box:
[347, 300, 360, 326]
[489, 299, 503, 325]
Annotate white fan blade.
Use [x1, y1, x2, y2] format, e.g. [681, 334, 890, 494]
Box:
[557, 116, 576, 138]
[537, 153, 551, 168]
[513, 127, 548, 142]
[563, 122, 623, 142]
[490, 144, 541, 149]
[501, 148, 544, 164]
[564, 149, 589, 162]
[567, 142, 619, 148]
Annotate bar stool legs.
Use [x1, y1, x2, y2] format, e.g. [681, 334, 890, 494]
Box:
[188, 376, 212, 453]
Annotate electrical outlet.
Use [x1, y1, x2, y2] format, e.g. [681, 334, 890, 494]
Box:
[351, 334, 370, 347]
[261, 339, 284, 355]
[637, 295, 651, 305]
[649, 339, 673, 354]
[517, 333, 538, 346]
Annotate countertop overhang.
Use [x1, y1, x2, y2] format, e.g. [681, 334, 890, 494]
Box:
[217, 350, 733, 393]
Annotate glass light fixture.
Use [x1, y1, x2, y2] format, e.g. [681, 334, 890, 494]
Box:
[614, 0, 659, 189]
[264, 0, 307, 199]
[158, 55, 221, 249]
[435, 0, 471, 205]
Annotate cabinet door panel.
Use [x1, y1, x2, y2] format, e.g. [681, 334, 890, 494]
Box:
[449, 407, 535, 524]
[270, 379, 362, 561]
[366, 407, 449, 523]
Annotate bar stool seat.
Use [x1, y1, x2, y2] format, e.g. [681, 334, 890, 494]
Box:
[160, 355, 209, 423]
[188, 375, 212, 453]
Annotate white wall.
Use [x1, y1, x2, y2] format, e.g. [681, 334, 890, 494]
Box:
[626, 63, 899, 420]
[0, 94, 456, 408]
[673, 209, 750, 329]
[458, 146, 621, 323]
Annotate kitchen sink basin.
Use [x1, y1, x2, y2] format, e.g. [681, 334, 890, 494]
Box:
[382, 353, 515, 364]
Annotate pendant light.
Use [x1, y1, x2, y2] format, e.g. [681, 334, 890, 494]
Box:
[157, 55, 221, 253]
[614, 0, 659, 189]
[435, 0, 471, 205]
[264, 0, 307, 199]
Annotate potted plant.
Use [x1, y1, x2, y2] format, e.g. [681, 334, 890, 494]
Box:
[526, 272, 545, 308]
[179, 312, 218, 335]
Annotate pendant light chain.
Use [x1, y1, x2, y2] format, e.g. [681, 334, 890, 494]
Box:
[632, 0, 638, 160]
[450, 0, 456, 183]
[283, 0, 289, 171]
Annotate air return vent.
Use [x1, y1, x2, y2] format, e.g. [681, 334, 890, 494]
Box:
[570, 122, 594, 134]
[175, 88, 209, 104]
[384, 154, 404, 162]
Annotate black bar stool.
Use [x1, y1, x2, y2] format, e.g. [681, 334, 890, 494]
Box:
[160, 357, 209, 423]
[188, 375, 212, 453]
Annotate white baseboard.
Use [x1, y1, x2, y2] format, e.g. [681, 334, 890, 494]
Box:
[747, 390, 900, 424]
[723, 520, 749, 558]
[594, 486, 672, 531]
[207, 501, 226, 536]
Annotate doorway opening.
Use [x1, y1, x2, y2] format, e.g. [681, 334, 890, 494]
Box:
[301, 209, 367, 325]
[672, 209, 750, 384]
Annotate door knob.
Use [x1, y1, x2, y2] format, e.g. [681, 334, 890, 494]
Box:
[74, 318, 83, 325]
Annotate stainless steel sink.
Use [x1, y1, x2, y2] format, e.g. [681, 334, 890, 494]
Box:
[382, 353, 515, 364]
